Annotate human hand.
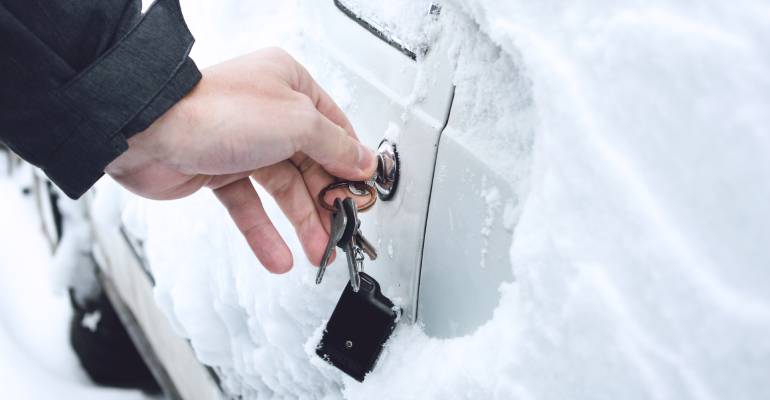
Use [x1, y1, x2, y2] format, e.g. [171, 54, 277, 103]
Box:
[105, 48, 377, 274]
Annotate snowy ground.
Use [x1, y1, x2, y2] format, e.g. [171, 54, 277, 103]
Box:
[0, 156, 151, 400]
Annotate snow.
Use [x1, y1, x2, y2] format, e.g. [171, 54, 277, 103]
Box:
[81, 311, 102, 333]
[50, 187, 101, 305]
[102, 1, 770, 399]
[341, 0, 438, 55]
[458, 1, 770, 398]
[0, 157, 152, 400]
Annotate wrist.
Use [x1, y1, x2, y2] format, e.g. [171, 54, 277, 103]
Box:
[105, 130, 154, 178]
[106, 83, 201, 178]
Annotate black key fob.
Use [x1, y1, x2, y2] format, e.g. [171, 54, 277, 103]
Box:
[316, 272, 400, 382]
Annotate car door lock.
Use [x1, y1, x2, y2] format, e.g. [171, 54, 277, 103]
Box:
[374, 139, 399, 201]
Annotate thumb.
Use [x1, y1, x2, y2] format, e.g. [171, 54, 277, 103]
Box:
[300, 113, 377, 181]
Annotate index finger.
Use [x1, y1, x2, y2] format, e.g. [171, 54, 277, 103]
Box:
[293, 62, 358, 140]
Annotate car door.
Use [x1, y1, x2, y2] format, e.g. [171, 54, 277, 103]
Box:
[306, 1, 526, 338]
[303, 1, 455, 323]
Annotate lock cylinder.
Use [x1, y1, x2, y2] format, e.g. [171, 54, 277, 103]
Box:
[374, 139, 399, 200]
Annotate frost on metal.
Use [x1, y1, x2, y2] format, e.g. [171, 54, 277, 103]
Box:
[106, 0, 770, 399]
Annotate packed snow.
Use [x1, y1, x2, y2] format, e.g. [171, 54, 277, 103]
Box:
[0, 158, 151, 400]
[99, 0, 770, 399]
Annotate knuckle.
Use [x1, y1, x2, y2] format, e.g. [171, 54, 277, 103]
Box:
[261, 170, 294, 200]
[336, 130, 356, 157]
[271, 178, 293, 200]
[262, 46, 293, 62]
[294, 91, 316, 110]
[241, 219, 269, 238]
[310, 108, 327, 135]
[296, 157, 316, 175]
[297, 209, 316, 233]
[281, 94, 314, 153]
[263, 47, 297, 74]
[297, 98, 324, 148]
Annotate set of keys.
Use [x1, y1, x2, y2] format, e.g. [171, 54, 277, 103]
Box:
[314, 179, 400, 382]
[315, 182, 378, 292]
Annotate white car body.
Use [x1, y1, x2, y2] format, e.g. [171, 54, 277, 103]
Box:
[72, 1, 524, 397]
[21, 0, 770, 399]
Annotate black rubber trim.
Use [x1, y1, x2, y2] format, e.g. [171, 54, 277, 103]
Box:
[96, 268, 184, 400]
[119, 224, 155, 286]
[45, 180, 63, 242]
[333, 0, 421, 61]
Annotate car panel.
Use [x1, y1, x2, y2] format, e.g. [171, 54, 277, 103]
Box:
[89, 197, 223, 400]
[418, 131, 516, 337]
[305, 1, 455, 321]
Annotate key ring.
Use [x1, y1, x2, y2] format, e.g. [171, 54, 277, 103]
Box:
[318, 181, 376, 212]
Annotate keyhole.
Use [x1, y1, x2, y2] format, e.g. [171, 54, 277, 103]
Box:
[345, 340, 354, 349]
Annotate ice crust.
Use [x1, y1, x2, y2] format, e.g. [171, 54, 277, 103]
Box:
[110, 1, 770, 399]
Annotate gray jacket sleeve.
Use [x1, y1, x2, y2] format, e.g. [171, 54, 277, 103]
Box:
[0, 0, 201, 198]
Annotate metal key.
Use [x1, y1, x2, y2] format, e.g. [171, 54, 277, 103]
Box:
[340, 198, 362, 292]
[316, 198, 347, 284]
[353, 230, 378, 261]
[344, 240, 362, 292]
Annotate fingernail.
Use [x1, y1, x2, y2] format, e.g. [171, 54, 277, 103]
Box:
[357, 144, 375, 174]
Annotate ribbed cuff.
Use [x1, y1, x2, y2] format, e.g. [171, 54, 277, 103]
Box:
[44, 0, 201, 198]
